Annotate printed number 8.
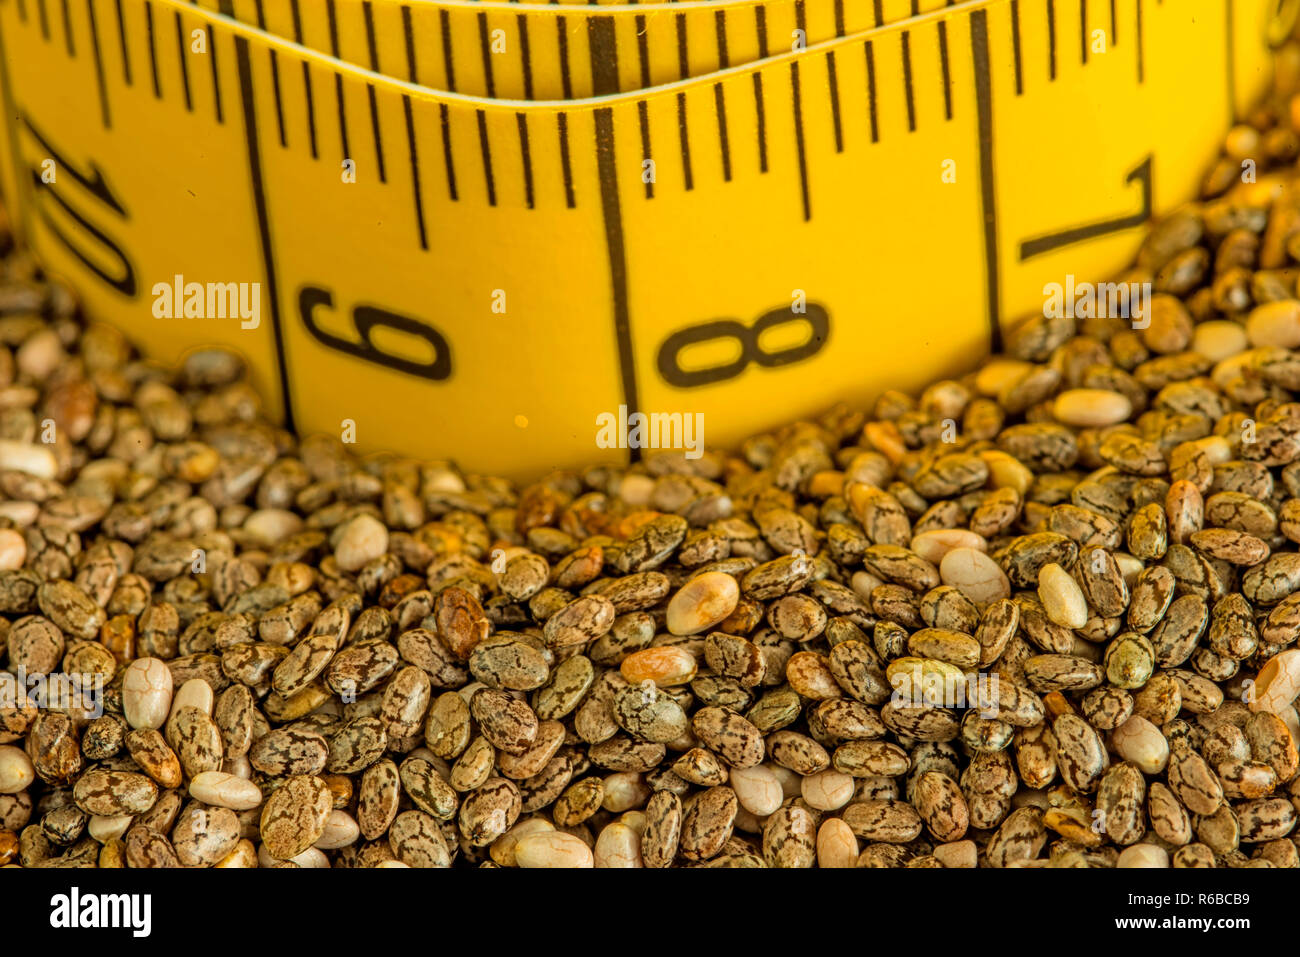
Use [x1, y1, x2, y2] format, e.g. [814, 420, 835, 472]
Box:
[656, 305, 831, 388]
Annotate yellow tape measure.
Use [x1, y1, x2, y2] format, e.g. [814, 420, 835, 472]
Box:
[0, 0, 1284, 478]
[197, 0, 945, 102]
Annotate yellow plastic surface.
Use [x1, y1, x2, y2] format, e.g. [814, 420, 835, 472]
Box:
[0, 0, 1282, 478]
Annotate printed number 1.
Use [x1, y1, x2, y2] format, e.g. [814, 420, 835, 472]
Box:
[1018, 156, 1152, 261]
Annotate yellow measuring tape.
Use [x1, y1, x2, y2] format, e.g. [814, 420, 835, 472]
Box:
[196, 0, 938, 101]
[0, 0, 1284, 478]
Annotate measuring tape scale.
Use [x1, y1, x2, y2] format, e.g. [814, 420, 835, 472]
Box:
[0, 0, 1282, 477]
[191, 0, 952, 103]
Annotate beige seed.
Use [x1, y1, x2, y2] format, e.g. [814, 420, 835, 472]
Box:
[0, 501, 38, 527]
[602, 772, 650, 813]
[801, 770, 855, 810]
[910, 529, 988, 567]
[514, 830, 594, 868]
[593, 822, 643, 868]
[620, 647, 698, 687]
[1112, 552, 1146, 585]
[1246, 299, 1300, 348]
[88, 814, 134, 843]
[242, 509, 304, 547]
[1192, 320, 1248, 361]
[617, 473, 656, 506]
[1053, 389, 1133, 428]
[769, 765, 803, 800]
[619, 810, 648, 836]
[1224, 123, 1260, 160]
[334, 514, 389, 572]
[939, 547, 1010, 604]
[974, 359, 1035, 396]
[1117, 844, 1170, 868]
[1111, 715, 1169, 775]
[1251, 649, 1300, 715]
[1210, 351, 1256, 390]
[122, 658, 173, 731]
[666, 571, 740, 636]
[0, 529, 25, 571]
[728, 765, 784, 816]
[815, 818, 858, 868]
[189, 771, 264, 810]
[1037, 563, 1088, 629]
[0, 746, 35, 794]
[1280, 707, 1300, 750]
[490, 818, 555, 867]
[0, 440, 57, 479]
[168, 678, 214, 720]
[850, 570, 885, 601]
[295, 848, 332, 868]
[16, 328, 63, 378]
[979, 450, 1034, 495]
[314, 810, 361, 849]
